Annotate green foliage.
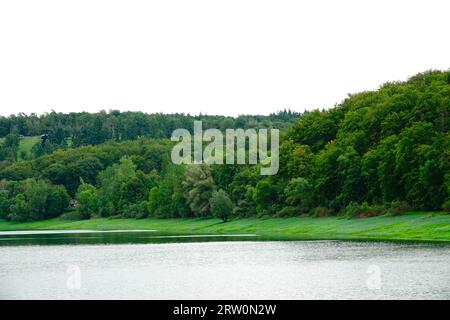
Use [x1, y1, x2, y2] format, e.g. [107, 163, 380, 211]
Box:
[1, 213, 449, 242]
[21, 137, 42, 152]
[288, 110, 340, 152]
[229, 167, 259, 217]
[122, 201, 149, 219]
[386, 200, 412, 216]
[442, 200, 450, 212]
[98, 157, 149, 216]
[148, 186, 164, 217]
[340, 202, 386, 218]
[311, 206, 332, 217]
[6, 179, 69, 222]
[0, 190, 11, 219]
[284, 178, 313, 213]
[210, 189, 234, 222]
[275, 206, 302, 217]
[282, 70, 450, 213]
[335, 147, 365, 208]
[253, 179, 276, 214]
[30, 140, 55, 158]
[9, 194, 30, 222]
[0, 134, 20, 162]
[232, 185, 257, 217]
[340, 200, 412, 218]
[0, 138, 172, 196]
[182, 164, 215, 216]
[4, 134, 20, 149]
[0, 70, 448, 222]
[0, 110, 300, 147]
[75, 181, 99, 220]
[147, 165, 190, 218]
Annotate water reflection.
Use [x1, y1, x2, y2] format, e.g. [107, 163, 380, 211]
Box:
[0, 232, 449, 299]
[0, 230, 259, 246]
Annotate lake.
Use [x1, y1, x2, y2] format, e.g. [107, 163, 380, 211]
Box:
[0, 230, 449, 299]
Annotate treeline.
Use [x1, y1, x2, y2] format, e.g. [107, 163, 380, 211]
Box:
[0, 138, 172, 195]
[0, 179, 69, 222]
[0, 134, 20, 162]
[0, 70, 449, 222]
[280, 70, 449, 213]
[0, 139, 172, 220]
[0, 110, 299, 163]
[0, 110, 300, 148]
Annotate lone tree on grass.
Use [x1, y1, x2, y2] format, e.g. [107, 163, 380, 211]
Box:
[210, 189, 233, 222]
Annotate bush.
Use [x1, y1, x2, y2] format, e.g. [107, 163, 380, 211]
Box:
[60, 210, 87, 220]
[7, 179, 69, 222]
[339, 202, 362, 217]
[442, 200, 450, 212]
[275, 206, 303, 217]
[8, 194, 30, 222]
[253, 180, 276, 214]
[386, 200, 411, 216]
[0, 189, 12, 219]
[232, 187, 257, 218]
[233, 201, 256, 217]
[340, 202, 386, 218]
[284, 178, 313, 213]
[99, 205, 114, 217]
[210, 189, 233, 222]
[311, 206, 332, 217]
[75, 181, 99, 220]
[122, 201, 149, 219]
[46, 185, 70, 218]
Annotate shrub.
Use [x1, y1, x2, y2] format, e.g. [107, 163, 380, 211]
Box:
[210, 189, 233, 222]
[7, 179, 69, 222]
[442, 200, 450, 212]
[75, 181, 99, 220]
[340, 202, 386, 218]
[253, 180, 276, 214]
[60, 210, 86, 220]
[311, 206, 332, 217]
[99, 204, 114, 217]
[122, 201, 149, 219]
[284, 178, 313, 212]
[386, 200, 411, 216]
[275, 206, 303, 217]
[8, 194, 30, 222]
[0, 189, 12, 219]
[46, 185, 70, 218]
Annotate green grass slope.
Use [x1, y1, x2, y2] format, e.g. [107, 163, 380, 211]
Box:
[0, 212, 449, 242]
[18, 136, 40, 159]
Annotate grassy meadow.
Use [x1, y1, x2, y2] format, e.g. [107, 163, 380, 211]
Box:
[0, 211, 449, 242]
[0, 135, 40, 160]
[18, 136, 40, 159]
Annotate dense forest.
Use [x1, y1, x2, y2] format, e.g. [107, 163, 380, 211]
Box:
[0, 110, 299, 149]
[0, 70, 448, 222]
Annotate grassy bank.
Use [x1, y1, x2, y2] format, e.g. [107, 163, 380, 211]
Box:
[18, 136, 40, 159]
[0, 135, 40, 160]
[0, 211, 449, 242]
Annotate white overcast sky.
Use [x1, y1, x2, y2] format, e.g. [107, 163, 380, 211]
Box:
[0, 0, 449, 117]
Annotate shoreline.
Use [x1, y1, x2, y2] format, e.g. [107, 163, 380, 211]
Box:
[0, 211, 449, 243]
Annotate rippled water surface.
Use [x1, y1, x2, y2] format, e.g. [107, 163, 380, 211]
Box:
[0, 231, 449, 299]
